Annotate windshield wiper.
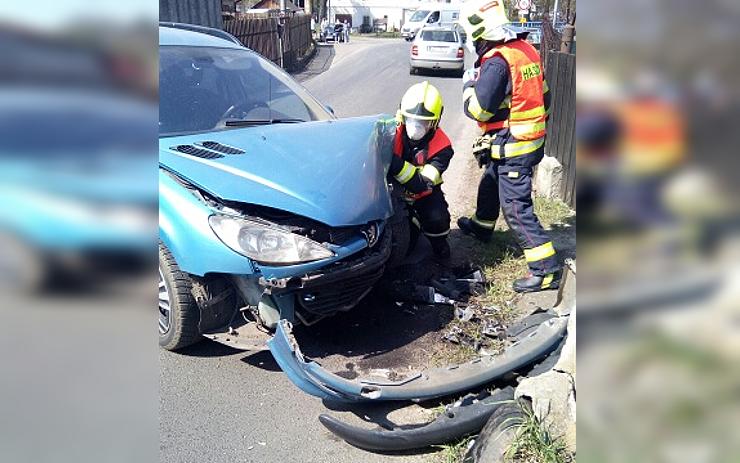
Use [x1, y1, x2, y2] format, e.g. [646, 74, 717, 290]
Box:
[224, 118, 305, 127]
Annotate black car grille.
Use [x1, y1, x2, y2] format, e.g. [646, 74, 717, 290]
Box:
[294, 231, 391, 317]
[297, 264, 385, 316]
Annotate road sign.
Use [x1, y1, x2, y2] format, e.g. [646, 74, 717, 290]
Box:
[517, 0, 531, 10]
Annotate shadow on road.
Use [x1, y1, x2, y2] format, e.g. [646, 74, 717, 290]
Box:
[176, 338, 244, 358]
[241, 349, 282, 371]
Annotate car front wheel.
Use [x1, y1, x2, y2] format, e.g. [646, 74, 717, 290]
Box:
[159, 242, 201, 351]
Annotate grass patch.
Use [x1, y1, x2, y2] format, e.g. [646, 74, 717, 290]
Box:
[435, 435, 474, 463]
[468, 233, 529, 325]
[431, 342, 479, 367]
[506, 404, 572, 463]
[533, 197, 573, 229]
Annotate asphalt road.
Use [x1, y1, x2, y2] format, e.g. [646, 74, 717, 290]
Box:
[160, 38, 479, 463]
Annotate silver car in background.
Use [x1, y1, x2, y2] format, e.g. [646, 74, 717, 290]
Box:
[409, 27, 465, 76]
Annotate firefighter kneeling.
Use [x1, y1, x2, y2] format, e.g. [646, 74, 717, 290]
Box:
[389, 81, 454, 260]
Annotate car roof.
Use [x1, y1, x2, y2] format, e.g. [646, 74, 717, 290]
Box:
[159, 24, 243, 49]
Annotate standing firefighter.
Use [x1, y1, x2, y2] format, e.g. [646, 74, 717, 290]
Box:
[389, 81, 454, 260]
[457, 0, 561, 292]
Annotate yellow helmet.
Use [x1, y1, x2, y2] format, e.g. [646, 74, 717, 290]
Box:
[460, 0, 511, 42]
[399, 81, 444, 128]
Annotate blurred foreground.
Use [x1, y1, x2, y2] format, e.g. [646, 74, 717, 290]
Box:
[0, 3, 158, 463]
[578, 0, 740, 461]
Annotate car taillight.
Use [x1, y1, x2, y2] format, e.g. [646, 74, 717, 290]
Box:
[457, 47, 464, 58]
[411, 45, 418, 56]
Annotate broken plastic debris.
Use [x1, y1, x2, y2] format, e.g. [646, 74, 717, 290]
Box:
[454, 306, 476, 322]
[481, 321, 505, 339]
[433, 292, 455, 305]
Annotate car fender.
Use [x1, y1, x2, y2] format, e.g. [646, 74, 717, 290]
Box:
[158, 168, 255, 276]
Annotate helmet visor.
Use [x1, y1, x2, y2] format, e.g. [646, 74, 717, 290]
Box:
[405, 117, 433, 141]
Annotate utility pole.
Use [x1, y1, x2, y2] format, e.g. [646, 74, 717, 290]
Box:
[278, 0, 286, 68]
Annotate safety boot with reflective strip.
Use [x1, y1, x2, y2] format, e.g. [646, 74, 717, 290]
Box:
[513, 270, 561, 293]
[457, 216, 493, 243]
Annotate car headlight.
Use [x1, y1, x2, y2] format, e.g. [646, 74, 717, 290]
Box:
[208, 214, 335, 265]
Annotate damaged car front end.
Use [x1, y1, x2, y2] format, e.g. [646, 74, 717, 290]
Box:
[158, 24, 399, 350]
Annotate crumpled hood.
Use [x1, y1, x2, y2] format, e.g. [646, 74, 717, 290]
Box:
[159, 115, 396, 227]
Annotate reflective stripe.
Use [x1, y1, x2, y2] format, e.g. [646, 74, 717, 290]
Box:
[471, 213, 495, 229]
[394, 161, 416, 184]
[423, 228, 450, 238]
[498, 96, 512, 110]
[491, 137, 545, 159]
[420, 164, 442, 185]
[510, 105, 546, 121]
[540, 273, 554, 288]
[524, 241, 556, 262]
[464, 87, 494, 121]
[509, 121, 547, 138]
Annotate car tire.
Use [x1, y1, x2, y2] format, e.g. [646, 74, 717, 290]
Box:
[159, 242, 201, 351]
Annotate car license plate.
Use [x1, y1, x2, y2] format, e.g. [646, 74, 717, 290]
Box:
[428, 46, 448, 54]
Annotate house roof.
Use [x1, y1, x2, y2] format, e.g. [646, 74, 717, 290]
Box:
[250, 0, 302, 12]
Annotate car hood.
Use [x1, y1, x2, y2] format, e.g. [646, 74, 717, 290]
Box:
[159, 115, 396, 227]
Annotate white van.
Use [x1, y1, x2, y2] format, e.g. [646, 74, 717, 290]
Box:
[401, 3, 462, 41]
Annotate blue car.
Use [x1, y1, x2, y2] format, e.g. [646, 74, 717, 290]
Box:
[0, 87, 157, 291]
[158, 24, 402, 350]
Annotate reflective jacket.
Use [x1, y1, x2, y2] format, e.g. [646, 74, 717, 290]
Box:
[463, 39, 549, 159]
[390, 125, 454, 200]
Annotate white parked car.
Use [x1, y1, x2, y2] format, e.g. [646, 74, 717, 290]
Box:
[410, 27, 465, 76]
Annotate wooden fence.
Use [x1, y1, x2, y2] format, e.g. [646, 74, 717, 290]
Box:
[160, 0, 223, 29]
[544, 51, 576, 207]
[223, 15, 313, 72]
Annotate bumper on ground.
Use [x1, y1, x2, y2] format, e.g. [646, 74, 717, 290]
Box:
[267, 266, 574, 402]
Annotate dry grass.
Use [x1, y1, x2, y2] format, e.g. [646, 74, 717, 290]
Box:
[435, 435, 474, 463]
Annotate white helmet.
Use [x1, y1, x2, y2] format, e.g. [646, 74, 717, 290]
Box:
[460, 0, 518, 44]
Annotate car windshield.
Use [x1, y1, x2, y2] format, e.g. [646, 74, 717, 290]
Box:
[410, 10, 430, 22]
[159, 46, 331, 136]
[421, 30, 457, 42]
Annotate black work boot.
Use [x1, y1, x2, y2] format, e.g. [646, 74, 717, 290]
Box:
[429, 237, 451, 261]
[513, 271, 561, 293]
[457, 217, 493, 243]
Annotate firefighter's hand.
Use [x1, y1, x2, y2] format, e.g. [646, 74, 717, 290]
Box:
[472, 135, 493, 168]
[462, 67, 479, 85]
[389, 155, 404, 177]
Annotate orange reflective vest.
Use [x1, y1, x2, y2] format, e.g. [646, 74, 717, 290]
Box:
[478, 39, 547, 141]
